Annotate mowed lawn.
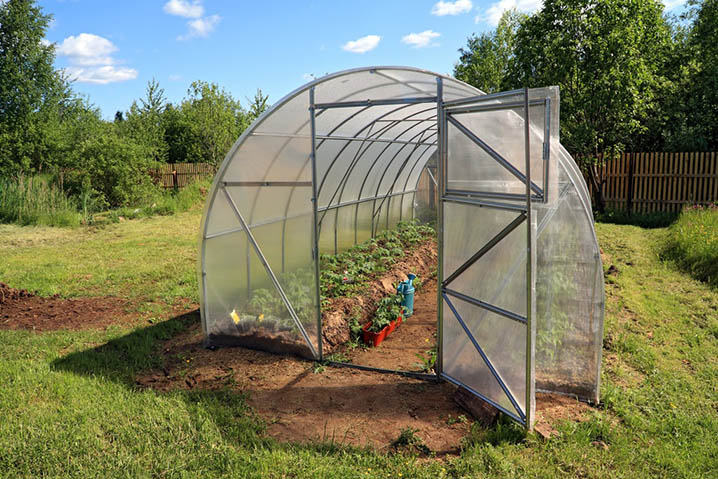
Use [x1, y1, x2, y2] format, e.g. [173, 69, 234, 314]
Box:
[0, 212, 716, 478]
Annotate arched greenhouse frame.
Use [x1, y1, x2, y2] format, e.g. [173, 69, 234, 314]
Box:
[198, 66, 604, 429]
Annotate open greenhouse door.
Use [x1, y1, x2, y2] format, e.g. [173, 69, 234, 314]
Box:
[437, 87, 557, 429]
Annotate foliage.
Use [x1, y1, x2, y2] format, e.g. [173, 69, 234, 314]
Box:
[453, 9, 525, 94]
[594, 208, 679, 229]
[663, 204, 718, 287]
[0, 0, 72, 175]
[0, 175, 81, 226]
[368, 293, 403, 333]
[414, 348, 436, 373]
[319, 220, 435, 300]
[512, 0, 671, 210]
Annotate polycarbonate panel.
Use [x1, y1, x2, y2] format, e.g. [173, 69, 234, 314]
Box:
[446, 295, 527, 414]
[534, 161, 603, 402]
[448, 221, 528, 317]
[446, 120, 527, 195]
[222, 134, 311, 183]
[204, 189, 242, 237]
[442, 299, 518, 415]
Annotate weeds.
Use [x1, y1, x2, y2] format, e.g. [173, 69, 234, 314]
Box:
[663, 204, 718, 287]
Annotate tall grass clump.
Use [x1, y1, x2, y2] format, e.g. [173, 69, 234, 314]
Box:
[108, 178, 211, 221]
[664, 204, 718, 287]
[0, 176, 81, 227]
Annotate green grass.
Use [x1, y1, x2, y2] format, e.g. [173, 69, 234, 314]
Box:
[663, 205, 718, 287]
[1, 213, 717, 478]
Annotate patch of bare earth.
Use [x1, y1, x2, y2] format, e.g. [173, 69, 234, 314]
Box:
[136, 309, 598, 453]
[0, 282, 133, 331]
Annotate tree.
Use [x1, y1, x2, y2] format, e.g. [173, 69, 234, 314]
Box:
[120, 79, 168, 163]
[688, 0, 718, 149]
[453, 9, 525, 93]
[176, 80, 246, 166]
[0, 0, 69, 174]
[509, 0, 672, 211]
[246, 88, 269, 123]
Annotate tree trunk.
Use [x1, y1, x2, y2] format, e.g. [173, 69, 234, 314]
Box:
[588, 162, 606, 213]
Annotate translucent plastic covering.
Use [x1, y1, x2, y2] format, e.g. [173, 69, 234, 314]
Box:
[198, 67, 603, 426]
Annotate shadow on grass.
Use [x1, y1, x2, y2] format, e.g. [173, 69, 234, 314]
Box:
[595, 209, 679, 229]
[51, 309, 525, 454]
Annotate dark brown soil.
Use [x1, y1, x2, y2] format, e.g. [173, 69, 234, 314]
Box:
[344, 278, 438, 371]
[136, 314, 471, 455]
[0, 282, 132, 331]
[137, 309, 596, 453]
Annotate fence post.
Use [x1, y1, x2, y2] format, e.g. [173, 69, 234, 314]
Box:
[626, 153, 634, 214]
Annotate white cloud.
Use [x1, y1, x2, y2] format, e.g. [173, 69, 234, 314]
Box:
[401, 30, 441, 48]
[302, 73, 316, 82]
[56, 33, 136, 84]
[64, 65, 138, 85]
[169, 74, 182, 81]
[56, 33, 118, 66]
[181, 14, 220, 39]
[475, 0, 542, 26]
[163, 0, 203, 18]
[342, 35, 381, 54]
[431, 0, 472, 16]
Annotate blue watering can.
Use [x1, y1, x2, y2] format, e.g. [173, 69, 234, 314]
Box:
[397, 274, 416, 318]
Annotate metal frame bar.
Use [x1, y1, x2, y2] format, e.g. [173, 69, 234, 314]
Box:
[435, 76, 445, 377]
[441, 373, 524, 424]
[445, 98, 546, 115]
[221, 186, 318, 358]
[445, 188, 543, 202]
[327, 361, 438, 381]
[523, 87, 536, 430]
[442, 195, 527, 212]
[222, 181, 312, 187]
[543, 98, 551, 204]
[442, 89, 525, 108]
[446, 115, 543, 197]
[317, 134, 435, 146]
[309, 87, 323, 360]
[315, 96, 437, 109]
[442, 212, 526, 287]
[443, 293, 526, 420]
[444, 288, 527, 325]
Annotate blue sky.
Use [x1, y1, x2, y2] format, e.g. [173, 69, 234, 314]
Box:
[37, 0, 688, 118]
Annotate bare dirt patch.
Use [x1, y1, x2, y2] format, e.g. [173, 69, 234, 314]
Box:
[0, 282, 132, 331]
[137, 309, 597, 454]
[344, 278, 438, 372]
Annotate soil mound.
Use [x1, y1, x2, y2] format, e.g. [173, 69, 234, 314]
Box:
[0, 282, 130, 331]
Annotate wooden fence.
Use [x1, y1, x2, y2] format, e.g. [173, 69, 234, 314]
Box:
[584, 152, 718, 213]
[152, 163, 216, 189]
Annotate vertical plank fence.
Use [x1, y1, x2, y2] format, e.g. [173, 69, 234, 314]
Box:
[153, 163, 216, 189]
[584, 152, 717, 213]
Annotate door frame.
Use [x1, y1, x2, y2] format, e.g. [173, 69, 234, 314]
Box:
[436, 81, 541, 429]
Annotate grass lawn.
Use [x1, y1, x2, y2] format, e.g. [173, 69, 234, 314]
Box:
[0, 212, 716, 478]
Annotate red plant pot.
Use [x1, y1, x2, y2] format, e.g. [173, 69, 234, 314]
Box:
[362, 313, 403, 347]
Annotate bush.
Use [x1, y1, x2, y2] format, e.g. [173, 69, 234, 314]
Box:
[0, 175, 81, 226]
[664, 204, 718, 287]
[65, 133, 159, 208]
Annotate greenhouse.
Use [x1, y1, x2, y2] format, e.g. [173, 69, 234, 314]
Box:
[197, 66, 604, 429]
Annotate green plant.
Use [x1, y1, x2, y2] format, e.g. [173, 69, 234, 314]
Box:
[391, 427, 430, 454]
[414, 348, 436, 373]
[368, 293, 403, 333]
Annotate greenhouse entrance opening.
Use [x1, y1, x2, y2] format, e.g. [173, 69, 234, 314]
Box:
[198, 67, 604, 430]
